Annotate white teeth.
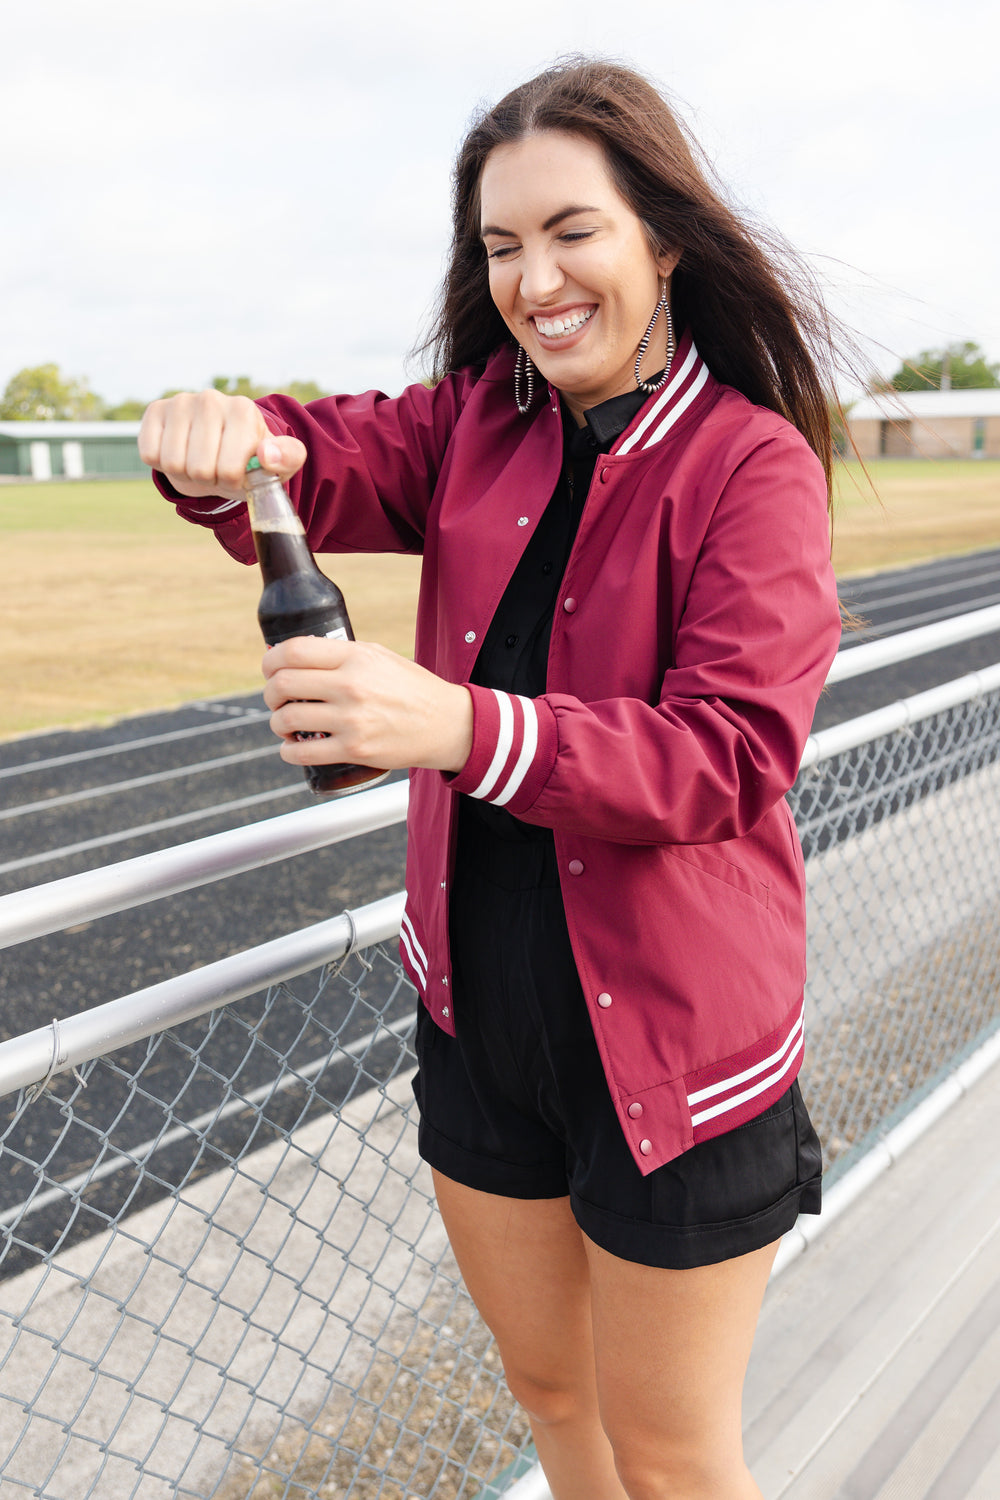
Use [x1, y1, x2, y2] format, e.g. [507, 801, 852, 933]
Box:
[534, 308, 594, 339]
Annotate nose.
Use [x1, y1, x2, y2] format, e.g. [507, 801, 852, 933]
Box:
[519, 245, 564, 306]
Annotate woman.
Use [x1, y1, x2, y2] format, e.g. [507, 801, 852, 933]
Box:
[140, 59, 842, 1500]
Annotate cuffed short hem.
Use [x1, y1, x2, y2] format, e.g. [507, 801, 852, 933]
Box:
[417, 1086, 823, 1270]
[416, 1110, 569, 1201]
[571, 1175, 822, 1270]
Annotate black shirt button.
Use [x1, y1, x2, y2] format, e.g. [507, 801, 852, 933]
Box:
[541, 562, 553, 576]
[505, 634, 519, 648]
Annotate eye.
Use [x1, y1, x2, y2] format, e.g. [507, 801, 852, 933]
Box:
[485, 244, 519, 261]
[559, 230, 595, 243]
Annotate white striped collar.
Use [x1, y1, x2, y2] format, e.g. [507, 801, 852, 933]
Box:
[614, 332, 711, 456]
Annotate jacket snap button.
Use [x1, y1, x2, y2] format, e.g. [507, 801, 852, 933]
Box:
[600, 467, 610, 482]
[597, 992, 613, 1008]
[563, 597, 577, 613]
[639, 1139, 653, 1156]
[442, 1006, 450, 1019]
[518, 516, 529, 526]
[464, 631, 476, 643]
[568, 859, 585, 876]
[628, 1102, 643, 1118]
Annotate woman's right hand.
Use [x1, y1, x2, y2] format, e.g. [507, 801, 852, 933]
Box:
[138, 389, 308, 504]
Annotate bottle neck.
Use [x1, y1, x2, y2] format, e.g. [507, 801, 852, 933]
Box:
[245, 471, 304, 534]
[245, 471, 315, 579]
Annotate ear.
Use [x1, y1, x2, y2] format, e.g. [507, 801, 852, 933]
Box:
[656, 245, 682, 278]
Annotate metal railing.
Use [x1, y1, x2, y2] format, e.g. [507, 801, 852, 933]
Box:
[2, 606, 1000, 1498]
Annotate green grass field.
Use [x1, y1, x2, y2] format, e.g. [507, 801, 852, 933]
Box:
[3, 459, 1000, 739]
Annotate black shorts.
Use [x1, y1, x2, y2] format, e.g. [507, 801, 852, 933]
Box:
[412, 807, 822, 1270]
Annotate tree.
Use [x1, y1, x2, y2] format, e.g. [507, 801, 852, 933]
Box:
[211, 375, 330, 402]
[888, 340, 1000, 392]
[211, 375, 268, 399]
[0, 363, 106, 420]
[104, 398, 150, 420]
[280, 379, 329, 404]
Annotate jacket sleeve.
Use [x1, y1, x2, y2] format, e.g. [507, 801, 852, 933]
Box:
[448, 430, 842, 846]
[155, 369, 480, 565]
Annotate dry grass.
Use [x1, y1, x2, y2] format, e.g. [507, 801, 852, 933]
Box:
[1, 479, 421, 739]
[831, 458, 1000, 575]
[4, 459, 999, 738]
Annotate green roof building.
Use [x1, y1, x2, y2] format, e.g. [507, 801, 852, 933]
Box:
[0, 421, 144, 479]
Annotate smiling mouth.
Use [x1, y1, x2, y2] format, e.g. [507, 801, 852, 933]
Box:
[532, 308, 595, 340]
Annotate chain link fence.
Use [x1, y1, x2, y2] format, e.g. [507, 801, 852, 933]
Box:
[1, 651, 999, 1498]
[794, 664, 1000, 1171]
[1, 945, 531, 1499]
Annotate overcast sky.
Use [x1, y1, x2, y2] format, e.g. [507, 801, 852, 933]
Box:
[3, 0, 996, 406]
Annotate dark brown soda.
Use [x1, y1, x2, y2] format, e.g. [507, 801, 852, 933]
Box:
[255, 532, 353, 645]
[246, 471, 389, 798]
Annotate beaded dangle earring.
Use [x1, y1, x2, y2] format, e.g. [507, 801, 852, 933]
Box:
[634, 281, 675, 395]
[514, 344, 536, 414]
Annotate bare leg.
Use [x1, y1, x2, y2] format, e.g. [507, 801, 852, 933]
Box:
[433, 1168, 776, 1499]
[432, 1170, 626, 1500]
[585, 1233, 778, 1499]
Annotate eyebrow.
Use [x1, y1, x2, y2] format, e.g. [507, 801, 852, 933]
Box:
[480, 204, 602, 238]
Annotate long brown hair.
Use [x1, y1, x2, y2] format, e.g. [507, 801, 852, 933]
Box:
[420, 57, 842, 496]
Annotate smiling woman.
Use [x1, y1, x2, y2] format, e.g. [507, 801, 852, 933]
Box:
[138, 57, 845, 1500]
[480, 133, 681, 423]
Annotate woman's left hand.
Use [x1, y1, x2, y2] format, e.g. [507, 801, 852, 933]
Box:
[261, 636, 474, 774]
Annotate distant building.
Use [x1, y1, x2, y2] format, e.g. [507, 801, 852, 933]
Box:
[847, 389, 1000, 460]
[0, 421, 144, 479]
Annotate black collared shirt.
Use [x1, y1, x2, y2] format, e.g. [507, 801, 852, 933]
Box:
[470, 384, 653, 700]
[465, 382, 655, 842]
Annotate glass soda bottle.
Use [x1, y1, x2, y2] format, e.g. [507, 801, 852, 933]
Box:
[244, 457, 390, 798]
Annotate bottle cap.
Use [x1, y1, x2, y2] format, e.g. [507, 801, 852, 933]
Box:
[245, 456, 262, 472]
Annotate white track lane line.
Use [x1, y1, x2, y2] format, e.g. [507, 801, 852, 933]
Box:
[0, 711, 269, 781]
[1, 745, 281, 821]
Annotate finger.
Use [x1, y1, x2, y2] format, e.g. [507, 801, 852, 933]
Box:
[155, 392, 211, 482]
[214, 398, 270, 492]
[261, 636, 352, 680]
[262, 669, 357, 720]
[257, 434, 309, 484]
[186, 392, 261, 490]
[269, 698, 341, 739]
[137, 400, 166, 470]
[152, 392, 230, 498]
[277, 733, 347, 768]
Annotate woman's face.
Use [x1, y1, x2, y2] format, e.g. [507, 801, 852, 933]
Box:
[479, 130, 680, 424]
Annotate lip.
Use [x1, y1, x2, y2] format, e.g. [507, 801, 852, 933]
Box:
[529, 304, 597, 350]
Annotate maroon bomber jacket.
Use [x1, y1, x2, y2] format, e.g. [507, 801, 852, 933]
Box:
[166, 333, 842, 1173]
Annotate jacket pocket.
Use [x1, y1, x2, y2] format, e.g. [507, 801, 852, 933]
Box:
[665, 842, 770, 908]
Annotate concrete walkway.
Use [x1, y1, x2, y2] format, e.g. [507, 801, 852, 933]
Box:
[746, 1058, 1000, 1498]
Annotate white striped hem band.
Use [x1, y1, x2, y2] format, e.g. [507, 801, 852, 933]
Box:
[687, 1008, 805, 1128]
[399, 909, 428, 989]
